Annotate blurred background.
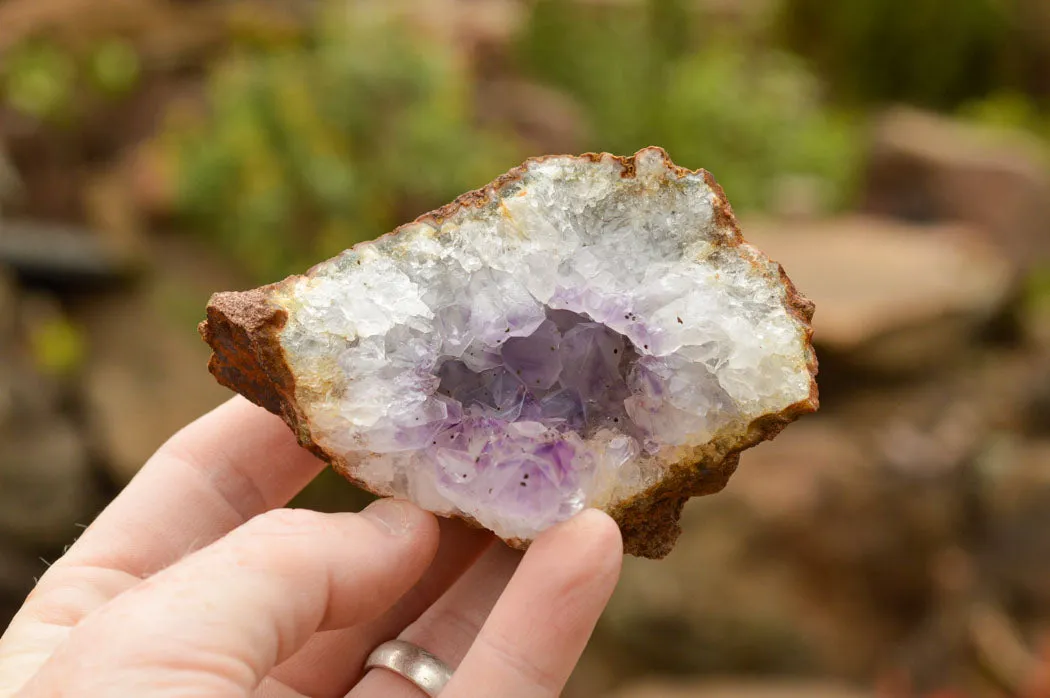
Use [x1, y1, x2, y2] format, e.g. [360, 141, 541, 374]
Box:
[1, 0, 1049, 695]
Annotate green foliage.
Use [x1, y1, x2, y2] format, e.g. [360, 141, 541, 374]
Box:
[1026, 265, 1050, 311]
[167, 6, 519, 281]
[88, 40, 141, 96]
[660, 46, 861, 212]
[519, 0, 687, 155]
[2, 38, 142, 121]
[30, 317, 85, 377]
[960, 91, 1050, 140]
[776, 0, 1014, 109]
[2, 42, 76, 119]
[518, 0, 862, 213]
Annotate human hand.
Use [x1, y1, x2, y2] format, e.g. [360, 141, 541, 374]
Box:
[0, 397, 623, 697]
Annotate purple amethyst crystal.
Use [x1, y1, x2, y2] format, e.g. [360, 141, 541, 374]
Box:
[430, 417, 589, 531]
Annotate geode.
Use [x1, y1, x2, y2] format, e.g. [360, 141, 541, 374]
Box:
[200, 147, 818, 558]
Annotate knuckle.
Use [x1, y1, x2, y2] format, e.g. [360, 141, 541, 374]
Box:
[408, 603, 484, 658]
[228, 509, 333, 569]
[22, 566, 136, 628]
[478, 630, 563, 694]
[242, 508, 327, 537]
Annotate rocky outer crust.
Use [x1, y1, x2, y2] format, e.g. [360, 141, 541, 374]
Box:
[199, 148, 820, 559]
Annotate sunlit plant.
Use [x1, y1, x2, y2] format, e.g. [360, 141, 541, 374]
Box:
[164, 3, 520, 281]
[518, 0, 862, 214]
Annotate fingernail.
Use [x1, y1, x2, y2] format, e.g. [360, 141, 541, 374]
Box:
[360, 499, 413, 536]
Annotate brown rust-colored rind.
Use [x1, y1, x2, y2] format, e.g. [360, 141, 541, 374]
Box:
[199, 289, 320, 459]
[199, 147, 819, 559]
[200, 292, 507, 532]
[199, 289, 287, 416]
[199, 289, 379, 493]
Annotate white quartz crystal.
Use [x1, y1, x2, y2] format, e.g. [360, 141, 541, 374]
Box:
[272, 148, 814, 541]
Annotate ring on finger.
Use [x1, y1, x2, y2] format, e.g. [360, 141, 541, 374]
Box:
[364, 639, 453, 697]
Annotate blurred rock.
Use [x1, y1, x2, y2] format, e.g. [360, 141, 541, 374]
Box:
[730, 417, 959, 675]
[863, 107, 1050, 267]
[0, 267, 17, 337]
[1019, 0, 1050, 98]
[602, 423, 869, 677]
[729, 420, 870, 524]
[604, 494, 825, 675]
[611, 678, 871, 698]
[0, 415, 94, 549]
[743, 215, 1015, 372]
[0, 117, 86, 220]
[0, 539, 39, 631]
[82, 167, 149, 266]
[1, 284, 76, 423]
[601, 407, 1000, 681]
[0, 539, 38, 599]
[983, 439, 1050, 622]
[0, 271, 18, 431]
[2, 73, 201, 221]
[1019, 366, 1050, 436]
[564, 637, 635, 698]
[770, 174, 829, 220]
[123, 138, 180, 217]
[742, 413, 981, 608]
[0, 219, 141, 289]
[0, 145, 18, 209]
[0, 277, 97, 549]
[75, 235, 241, 484]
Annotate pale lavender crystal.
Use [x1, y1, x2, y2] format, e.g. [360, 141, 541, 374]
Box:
[430, 417, 589, 530]
[434, 310, 626, 434]
[501, 320, 563, 390]
[401, 309, 644, 526]
[558, 321, 631, 421]
[531, 388, 585, 430]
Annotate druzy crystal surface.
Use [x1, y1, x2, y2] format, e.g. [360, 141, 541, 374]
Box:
[244, 148, 817, 546]
[201, 148, 818, 555]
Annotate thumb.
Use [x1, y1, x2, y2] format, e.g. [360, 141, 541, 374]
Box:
[16, 501, 439, 698]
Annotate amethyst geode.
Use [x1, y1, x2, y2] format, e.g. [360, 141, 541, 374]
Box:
[200, 148, 818, 558]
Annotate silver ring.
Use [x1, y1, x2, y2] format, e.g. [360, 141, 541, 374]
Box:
[364, 639, 453, 696]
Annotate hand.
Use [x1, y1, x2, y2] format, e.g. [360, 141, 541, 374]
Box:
[0, 397, 623, 697]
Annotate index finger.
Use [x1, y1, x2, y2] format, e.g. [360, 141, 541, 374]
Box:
[60, 396, 326, 578]
[444, 510, 623, 698]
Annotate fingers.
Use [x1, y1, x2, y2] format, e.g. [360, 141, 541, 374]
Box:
[347, 535, 523, 697]
[442, 510, 622, 698]
[349, 510, 622, 698]
[17, 501, 439, 698]
[254, 677, 311, 698]
[61, 396, 326, 579]
[268, 518, 493, 698]
[1, 397, 326, 695]
[400, 544, 521, 669]
[0, 565, 139, 696]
